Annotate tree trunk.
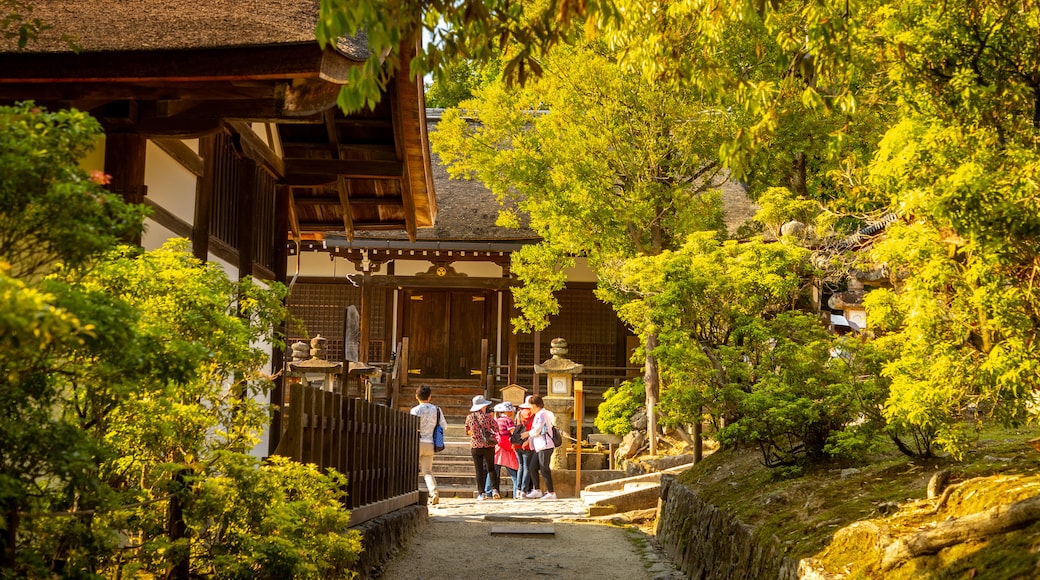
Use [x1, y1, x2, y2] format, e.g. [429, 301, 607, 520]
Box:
[790, 151, 808, 197]
[693, 416, 703, 463]
[645, 333, 659, 456]
[881, 494, 1040, 571]
[167, 469, 190, 580]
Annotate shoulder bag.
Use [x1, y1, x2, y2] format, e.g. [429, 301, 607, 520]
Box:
[433, 407, 445, 452]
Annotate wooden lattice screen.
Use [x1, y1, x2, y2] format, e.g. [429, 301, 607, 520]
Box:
[209, 133, 240, 251]
[207, 132, 279, 273]
[518, 287, 620, 360]
[286, 282, 388, 363]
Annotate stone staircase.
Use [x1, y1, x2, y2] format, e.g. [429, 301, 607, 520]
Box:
[403, 384, 517, 498]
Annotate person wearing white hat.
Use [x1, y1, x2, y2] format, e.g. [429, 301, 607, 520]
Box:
[465, 395, 500, 500]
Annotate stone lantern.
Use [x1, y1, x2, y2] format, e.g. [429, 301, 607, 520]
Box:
[534, 337, 583, 469]
[288, 334, 342, 392]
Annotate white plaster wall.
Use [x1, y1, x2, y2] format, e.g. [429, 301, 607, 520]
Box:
[209, 254, 237, 281]
[141, 219, 181, 252]
[145, 140, 197, 226]
[293, 251, 356, 277]
[394, 258, 503, 277]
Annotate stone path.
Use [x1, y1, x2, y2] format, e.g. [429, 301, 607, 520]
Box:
[374, 497, 684, 579]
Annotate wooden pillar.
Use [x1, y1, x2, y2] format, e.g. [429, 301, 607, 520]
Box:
[236, 156, 257, 280]
[269, 185, 291, 456]
[192, 135, 216, 262]
[103, 132, 147, 245]
[360, 272, 372, 363]
[532, 331, 541, 396]
[506, 291, 519, 385]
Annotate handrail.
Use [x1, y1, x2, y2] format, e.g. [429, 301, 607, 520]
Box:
[272, 383, 419, 526]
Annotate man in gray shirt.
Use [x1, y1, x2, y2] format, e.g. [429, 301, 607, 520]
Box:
[410, 384, 447, 504]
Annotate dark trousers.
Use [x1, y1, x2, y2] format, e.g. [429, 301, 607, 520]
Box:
[535, 448, 554, 493]
[471, 447, 498, 495]
[519, 449, 540, 492]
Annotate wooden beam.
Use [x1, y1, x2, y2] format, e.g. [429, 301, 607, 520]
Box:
[368, 275, 515, 290]
[293, 196, 401, 208]
[276, 78, 344, 117]
[389, 76, 418, 242]
[0, 44, 357, 85]
[142, 198, 193, 239]
[338, 177, 356, 241]
[225, 120, 285, 177]
[288, 195, 302, 240]
[283, 158, 403, 179]
[104, 132, 148, 206]
[192, 136, 216, 261]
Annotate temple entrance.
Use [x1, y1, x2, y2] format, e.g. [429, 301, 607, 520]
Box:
[402, 289, 489, 380]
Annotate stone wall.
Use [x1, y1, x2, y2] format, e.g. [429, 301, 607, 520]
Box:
[656, 475, 799, 580]
[350, 504, 427, 579]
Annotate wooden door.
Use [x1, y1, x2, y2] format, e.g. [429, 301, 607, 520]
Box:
[403, 289, 488, 380]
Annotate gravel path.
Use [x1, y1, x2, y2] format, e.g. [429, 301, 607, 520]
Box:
[374, 497, 683, 579]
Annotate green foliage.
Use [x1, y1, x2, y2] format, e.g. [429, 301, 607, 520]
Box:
[714, 313, 874, 466]
[0, 102, 146, 279]
[595, 380, 645, 437]
[425, 57, 501, 109]
[321, 0, 1040, 471]
[318, 0, 618, 111]
[0, 105, 359, 578]
[189, 454, 360, 580]
[433, 42, 729, 331]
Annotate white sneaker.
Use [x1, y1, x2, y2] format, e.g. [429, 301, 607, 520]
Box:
[526, 489, 542, 499]
[476, 493, 487, 501]
[540, 492, 557, 500]
[516, 491, 526, 500]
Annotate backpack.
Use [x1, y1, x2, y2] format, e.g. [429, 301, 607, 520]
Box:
[433, 407, 445, 452]
[550, 425, 563, 447]
[509, 422, 526, 446]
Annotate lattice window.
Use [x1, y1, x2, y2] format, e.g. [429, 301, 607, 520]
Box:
[517, 286, 619, 347]
[209, 133, 240, 250]
[252, 167, 277, 272]
[286, 282, 361, 363]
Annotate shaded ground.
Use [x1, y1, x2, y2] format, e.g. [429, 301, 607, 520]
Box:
[374, 497, 682, 579]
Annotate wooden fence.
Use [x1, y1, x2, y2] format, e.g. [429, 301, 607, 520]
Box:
[273, 382, 419, 526]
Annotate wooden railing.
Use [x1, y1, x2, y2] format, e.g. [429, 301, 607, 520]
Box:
[273, 383, 419, 526]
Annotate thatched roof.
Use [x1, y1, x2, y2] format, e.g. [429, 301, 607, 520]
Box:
[3, 0, 367, 58]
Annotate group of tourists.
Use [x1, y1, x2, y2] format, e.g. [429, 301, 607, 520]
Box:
[411, 385, 557, 504]
[467, 393, 557, 501]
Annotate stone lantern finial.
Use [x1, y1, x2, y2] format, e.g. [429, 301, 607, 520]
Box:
[310, 334, 327, 360]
